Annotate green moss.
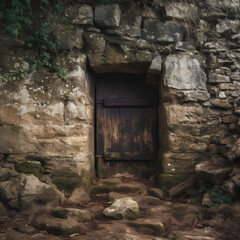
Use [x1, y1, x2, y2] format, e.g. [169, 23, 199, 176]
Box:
[15, 161, 42, 178]
[155, 173, 190, 191]
[52, 176, 90, 193]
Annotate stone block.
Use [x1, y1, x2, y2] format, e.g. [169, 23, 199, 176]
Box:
[175, 41, 195, 52]
[195, 160, 232, 185]
[209, 99, 232, 109]
[95, 4, 121, 27]
[72, 5, 93, 25]
[164, 104, 204, 125]
[143, 20, 186, 43]
[182, 90, 210, 102]
[168, 132, 209, 153]
[218, 83, 235, 90]
[163, 2, 198, 21]
[208, 73, 230, 83]
[215, 20, 240, 35]
[161, 152, 206, 174]
[164, 53, 207, 90]
[0, 125, 37, 154]
[57, 26, 83, 50]
[206, 0, 240, 11]
[230, 71, 240, 81]
[121, 10, 142, 37]
[83, 32, 105, 52]
[148, 56, 162, 74]
[222, 114, 238, 123]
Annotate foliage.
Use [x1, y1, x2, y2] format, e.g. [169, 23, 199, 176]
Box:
[0, 0, 68, 80]
[199, 183, 232, 205]
[0, 69, 29, 82]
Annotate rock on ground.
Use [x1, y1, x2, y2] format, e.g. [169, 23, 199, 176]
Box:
[34, 216, 84, 236]
[103, 197, 139, 220]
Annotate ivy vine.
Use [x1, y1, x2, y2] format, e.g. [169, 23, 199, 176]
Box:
[0, 0, 68, 81]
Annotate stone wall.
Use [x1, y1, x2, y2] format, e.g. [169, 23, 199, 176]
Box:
[1, 0, 240, 210]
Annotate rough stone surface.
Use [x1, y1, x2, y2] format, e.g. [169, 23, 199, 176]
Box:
[134, 195, 162, 206]
[66, 188, 91, 205]
[143, 20, 186, 43]
[148, 56, 162, 74]
[34, 216, 84, 236]
[103, 197, 139, 220]
[163, 2, 198, 21]
[215, 20, 240, 35]
[202, 194, 213, 207]
[57, 26, 83, 49]
[164, 53, 207, 90]
[148, 188, 165, 200]
[206, 0, 240, 10]
[195, 160, 232, 185]
[208, 74, 230, 83]
[0, 201, 8, 216]
[95, 4, 121, 27]
[230, 167, 240, 187]
[83, 32, 105, 52]
[227, 139, 240, 162]
[20, 175, 49, 208]
[91, 179, 147, 194]
[52, 207, 91, 222]
[108, 192, 129, 202]
[72, 5, 93, 25]
[127, 218, 164, 235]
[221, 179, 238, 198]
[121, 10, 142, 37]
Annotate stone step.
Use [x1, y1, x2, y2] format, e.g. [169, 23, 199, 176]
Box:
[172, 230, 216, 240]
[34, 216, 84, 237]
[52, 207, 91, 222]
[91, 178, 147, 194]
[127, 218, 165, 235]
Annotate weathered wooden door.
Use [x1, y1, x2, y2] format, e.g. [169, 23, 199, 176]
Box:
[96, 73, 158, 177]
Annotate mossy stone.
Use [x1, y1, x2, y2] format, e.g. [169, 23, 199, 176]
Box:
[15, 161, 42, 178]
[52, 176, 90, 193]
[155, 173, 190, 191]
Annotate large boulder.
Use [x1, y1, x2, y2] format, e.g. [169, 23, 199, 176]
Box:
[95, 4, 121, 27]
[164, 53, 207, 90]
[103, 197, 139, 220]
